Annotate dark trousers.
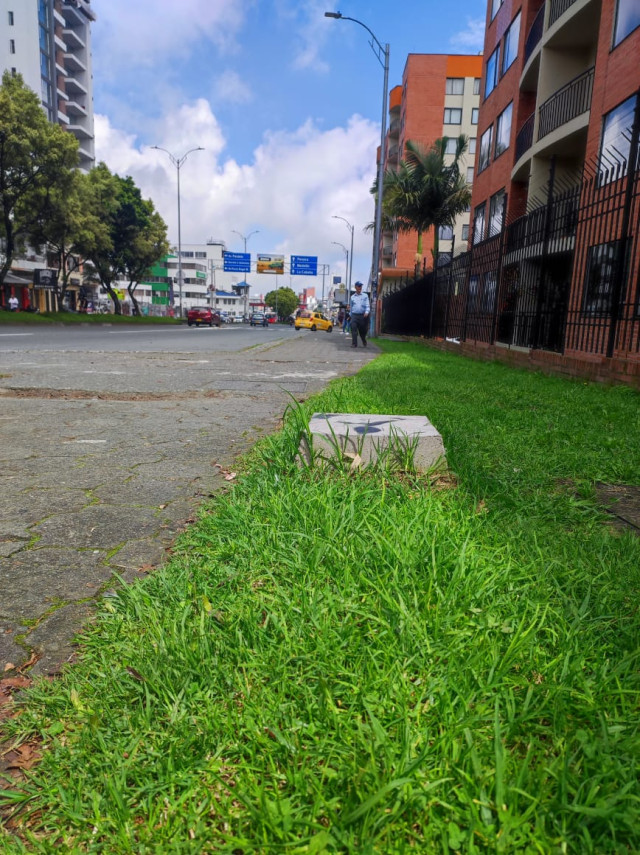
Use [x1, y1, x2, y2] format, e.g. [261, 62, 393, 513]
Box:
[351, 313, 368, 346]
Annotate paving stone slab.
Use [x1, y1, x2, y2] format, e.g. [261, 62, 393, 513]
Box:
[26, 602, 95, 677]
[33, 506, 161, 549]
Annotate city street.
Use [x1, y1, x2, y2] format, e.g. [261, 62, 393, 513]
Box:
[0, 324, 376, 675]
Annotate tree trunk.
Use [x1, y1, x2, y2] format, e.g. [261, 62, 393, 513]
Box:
[103, 282, 121, 315]
[127, 282, 140, 316]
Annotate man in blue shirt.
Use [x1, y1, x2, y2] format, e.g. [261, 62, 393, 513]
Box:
[349, 282, 370, 348]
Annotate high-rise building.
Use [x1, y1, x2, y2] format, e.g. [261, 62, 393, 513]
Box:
[470, 0, 640, 232]
[0, 0, 96, 170]
[378, 54, 483, 291]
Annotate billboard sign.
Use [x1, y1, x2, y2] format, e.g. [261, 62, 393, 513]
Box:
[223, 251, 251, 273]
[334, 288, 348, 305]
[34, 268, 58, 289]
[290, 255, 318, 276]
[257, 254, 284, 275]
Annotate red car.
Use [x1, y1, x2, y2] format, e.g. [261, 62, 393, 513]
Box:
[187, 307, 221, 327]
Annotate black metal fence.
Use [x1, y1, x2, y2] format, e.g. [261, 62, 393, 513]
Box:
[381, 96, 640, 361]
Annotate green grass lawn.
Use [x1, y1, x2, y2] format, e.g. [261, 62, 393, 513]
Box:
[2, 343, 639, 853]
[0, 310, 181, 325]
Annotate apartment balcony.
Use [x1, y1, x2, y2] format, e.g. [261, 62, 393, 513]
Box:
[65, 52, 87, 73]
[63, 28, 86, 50]
[66, 99, 87, 118]
[515, 112, 535, 163]
[68, 122, 93, 139]
[537, 66, 594, 140]
[388, 117, 401, 137]
[548, 0, 580, 28]
[387, 144, 399, 164]
[524, 4, 545, 65]
[65, 76, 87, 96]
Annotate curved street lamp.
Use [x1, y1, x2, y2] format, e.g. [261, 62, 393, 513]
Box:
[151, 145, 204, 317]
[231, 230, 259, 318]
[325, 11, 389, 334]
[331, 240, 349, 297]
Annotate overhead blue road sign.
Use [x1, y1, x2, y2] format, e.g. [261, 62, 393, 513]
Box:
[290, 255, 318, 276]
[223, 251, 251, 273]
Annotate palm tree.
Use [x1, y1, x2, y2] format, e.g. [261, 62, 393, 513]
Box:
[374, 136, 472, 273]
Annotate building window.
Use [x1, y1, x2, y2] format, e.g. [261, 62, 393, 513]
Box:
[479, 126, 493, 172]
[445, 77, 465, 95]
[462, 224, 470, 242]
[8, 11, 14, 25]
[485, 47, 500, 98]
[494, 102, 513, 157]
[583, 242, 625, 315]
[466, 166, 475, 183]
[488, 189, 506, 236]
[473, 203, 486, 244]
[195, 251, 207, 258]
[502, 12, 521, 75]
[9, 39, 15, 53]
[444, 108, 463, 124]
[472, 107, 479, 125]
[468, 275, 480, 311]
[491, 0, 504, 20]
[469, 137, 477, 154]
[614, 0, 640, 46]
[599, 95, 636, 182]
[445, 137, 458, 154]
[473, 77, 481, 95]
[483, 271, 498, 312]
[439, 225, 454, 241]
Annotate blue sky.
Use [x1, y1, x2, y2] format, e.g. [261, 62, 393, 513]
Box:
[91, 0, 486, 295]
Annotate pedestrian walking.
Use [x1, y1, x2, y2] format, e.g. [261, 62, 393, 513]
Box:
[342, 311, 351, 335]
[8, 294, 19, 312]
[349, 282, 370, 348]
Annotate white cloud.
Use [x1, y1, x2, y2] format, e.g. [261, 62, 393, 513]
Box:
[92, 0, 248, 67]
[450, 18, 486, 52]
[94, 99, 379, 285]
[214, 70, 253, 104]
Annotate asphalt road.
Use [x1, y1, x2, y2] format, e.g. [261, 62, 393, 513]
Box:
[0, 323, 376, 676]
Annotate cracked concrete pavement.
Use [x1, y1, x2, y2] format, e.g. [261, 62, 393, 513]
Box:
[0, 325, 376, 676]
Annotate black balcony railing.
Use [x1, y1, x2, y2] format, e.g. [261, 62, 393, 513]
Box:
[515, 112, 536, 161]
[524, 4, 545, 64]
[548, 0, 579, 27]
[537, 66, 594, 140]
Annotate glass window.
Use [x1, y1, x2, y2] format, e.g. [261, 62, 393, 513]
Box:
[483, 272, 498, 312]
[439, 225, 454, 240]
[8, 11, 14, 25]
[502, 12, 521, 75]
[469, 137, 477, 154]
[444, 108, 463, 124]
[468, 275, 480, 311]
[473, 78, 481, 95]
[599, 95, 636, 182]
[466, 166, 475, 183]
[446, 78, 465, 95]
[614, 0, 640, 46]
[472, 108, 479, 125]
[9, 38, 15, 53]
[485, 47, 500, 98]
[473, 203, 486, 244]
[583, 242, 623, 315]
[479, 126, 493, 171]
[462, 224, 470, 241]
[445, 138, 458, 154]
[488, 189, 506, 236]
[494, 102, 513, 156]
[491, 0, 503, 20]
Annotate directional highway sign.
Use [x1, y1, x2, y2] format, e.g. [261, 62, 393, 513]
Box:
[290, 255, 318, 276]
[223, 252, 251, 273]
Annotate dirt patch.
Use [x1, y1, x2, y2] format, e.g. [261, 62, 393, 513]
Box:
[595, 483, 640, 534]
[0, 388, 221, 401]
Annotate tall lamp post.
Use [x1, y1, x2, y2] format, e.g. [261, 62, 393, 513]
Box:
[151, 145, 204, 318]
[232, 229, 259, 320]
[325, 11, 389, 336]
[332, 215, 354, 309]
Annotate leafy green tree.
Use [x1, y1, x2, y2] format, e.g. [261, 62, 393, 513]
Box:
[27, 169, 105, 309]
[373, 136, 471, 272]
[265, 286, 298, 320]
[78, 165, 168, 315]
[0, 71, 78, 286]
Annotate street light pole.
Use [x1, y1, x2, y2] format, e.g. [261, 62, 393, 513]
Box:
[232, 229, 259, 320]
[332, 215, 354, 309]
[332, 240, 349, 300]
[325, 11, 389, 335]
[151, 145, 204, 318]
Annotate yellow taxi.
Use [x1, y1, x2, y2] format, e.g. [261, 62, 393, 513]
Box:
[294, 311, 333, 332]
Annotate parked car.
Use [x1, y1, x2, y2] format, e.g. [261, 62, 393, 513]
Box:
[294, 311, 333, 332]
[187, 307, 221, 327]
[250, 312, 268, 327]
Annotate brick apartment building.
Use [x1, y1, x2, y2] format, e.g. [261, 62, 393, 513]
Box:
[378, 54, 483, 294]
